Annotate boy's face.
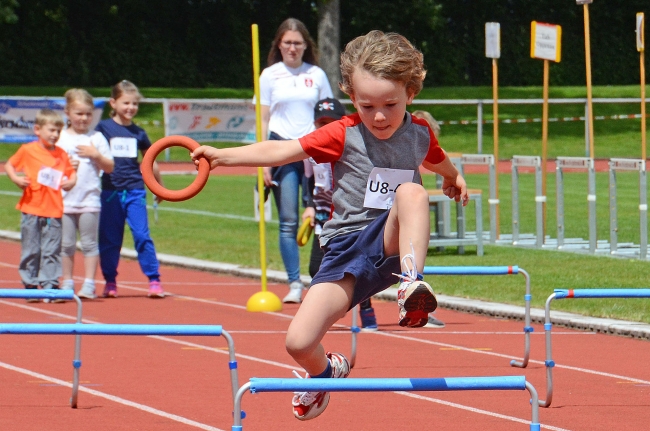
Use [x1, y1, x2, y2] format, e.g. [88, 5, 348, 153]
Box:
[349, 68, 414, 140]
[34, 122, 62, 149]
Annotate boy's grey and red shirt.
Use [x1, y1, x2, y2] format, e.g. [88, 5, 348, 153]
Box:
[299, 112, 446, 247]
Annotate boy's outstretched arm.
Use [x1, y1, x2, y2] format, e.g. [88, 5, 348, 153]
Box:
[4, 161, 30, 190]
[191, 139, 308, 169]
[422, 158, 469, 206]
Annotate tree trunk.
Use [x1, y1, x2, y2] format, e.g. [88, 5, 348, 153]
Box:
[317, 0, 341, 98]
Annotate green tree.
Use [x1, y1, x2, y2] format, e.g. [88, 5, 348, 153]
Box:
[0, 0, 18, 24]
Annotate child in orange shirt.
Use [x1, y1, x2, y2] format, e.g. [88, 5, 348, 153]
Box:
[5, 109, 77, 301]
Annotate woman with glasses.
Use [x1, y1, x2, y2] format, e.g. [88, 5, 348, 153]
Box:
[260, 18, 334, 303]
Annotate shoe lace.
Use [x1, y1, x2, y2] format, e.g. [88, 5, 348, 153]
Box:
[393, 240, 418, 282]
[291, 370, 321, 404]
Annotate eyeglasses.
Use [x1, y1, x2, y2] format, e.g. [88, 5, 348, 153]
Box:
[281, 40, 306, 48]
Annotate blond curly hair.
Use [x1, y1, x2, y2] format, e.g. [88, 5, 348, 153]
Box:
[340, 30, 426, 98]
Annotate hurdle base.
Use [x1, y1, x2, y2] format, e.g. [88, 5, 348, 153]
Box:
[246, 291, 282, 312]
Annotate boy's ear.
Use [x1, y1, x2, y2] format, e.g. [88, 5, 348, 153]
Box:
[406, 90, 415, 105]
[33, 124, 41, 135]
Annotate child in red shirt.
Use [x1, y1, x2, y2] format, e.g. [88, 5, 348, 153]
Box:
[5, 109, 77, 301]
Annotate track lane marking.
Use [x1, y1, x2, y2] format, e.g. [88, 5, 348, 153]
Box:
[0, 361, 224, 431]
[0, 298, 566, 430]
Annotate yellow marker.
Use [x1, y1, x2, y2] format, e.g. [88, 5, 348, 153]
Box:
[296, 217, 313, 246]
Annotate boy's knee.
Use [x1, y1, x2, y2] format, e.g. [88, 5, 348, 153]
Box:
[285, 332, 314, 360]
[395, 182, 427, 202]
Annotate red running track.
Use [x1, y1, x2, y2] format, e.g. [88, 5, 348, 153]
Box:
[0, 239, 649, 430]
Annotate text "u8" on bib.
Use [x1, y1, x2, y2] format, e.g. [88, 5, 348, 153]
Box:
[363, 167, 414, 210]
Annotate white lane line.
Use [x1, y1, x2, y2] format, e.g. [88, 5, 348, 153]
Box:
[1, 279, 648, 384]
[145, 205, 278, 224]
[0, 361, 224, 431]
[397, 391, 572, 431]
[0, 298, 587, 429]
[375, 331, 650, 385]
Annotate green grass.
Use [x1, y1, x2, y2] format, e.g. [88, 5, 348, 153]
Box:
[2, 173, 650, 324]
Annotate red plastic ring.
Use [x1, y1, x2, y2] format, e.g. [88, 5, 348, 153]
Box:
[141, 136, 210, 202]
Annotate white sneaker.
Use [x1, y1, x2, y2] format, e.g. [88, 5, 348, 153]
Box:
[291, 352, 350, 420]
[77, 282, 97, 300]
[61, 279, 75, 291]
[396, 251, 437, 328]
[283, 281, 304, 303]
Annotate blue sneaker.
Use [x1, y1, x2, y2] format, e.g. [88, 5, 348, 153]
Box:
[359, 307, 378, 331]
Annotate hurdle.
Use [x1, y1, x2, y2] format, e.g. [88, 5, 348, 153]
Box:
[0, 289, 85, 403]
[232, 375, 541, 430]
[556, 157, 597, 253]
[0, 321, 238, 410]
[460, 154, 498, 243]
[511, 156, 544, 248]
[423, 266, 533, 368]
[608, 158, 647, 258]
[539, 288, 650, 407]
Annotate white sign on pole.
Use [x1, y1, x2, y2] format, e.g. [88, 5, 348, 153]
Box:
[164, 99, 257, 143]
[530, 22, 562, 62]
[637, 13, 645, 52]
[485, 23, 501, 59]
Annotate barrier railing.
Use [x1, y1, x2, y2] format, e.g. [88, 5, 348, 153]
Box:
[511, 156, 544, 248]
[609, 158, 647, 258]
[556, 157, 597, 253]
[539, 288, 650, 407]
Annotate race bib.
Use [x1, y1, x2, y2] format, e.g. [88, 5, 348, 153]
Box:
[363, 167, 414, 210]
[313, 163, 331, 192]
[37, 166, 63, 190]
[110, 137, 138, 158]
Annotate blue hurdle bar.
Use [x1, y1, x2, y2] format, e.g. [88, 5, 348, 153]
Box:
[422, 266, 533, 368]
[0, 322, 239, 411]
[232, 376, 540, 430]
[540, 288, 650, 407]
[0, 289, 84, 406]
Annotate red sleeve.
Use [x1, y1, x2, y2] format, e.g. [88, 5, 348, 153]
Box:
[411, 116, 446, 165]
[299, 115, 358, 163]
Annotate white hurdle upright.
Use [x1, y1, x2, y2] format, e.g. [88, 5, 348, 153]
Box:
[461, 154, 498, 243]
[511, 156, 544, 248]
[232, 375, 541, 430]
[609, 158, 647, 258]
[556, 157, 597, 253]
[539, 288, 650, 407]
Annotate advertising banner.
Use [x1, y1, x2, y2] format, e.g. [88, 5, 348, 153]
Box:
[0, 98, 105, 143]
[164, 99, 257, 143]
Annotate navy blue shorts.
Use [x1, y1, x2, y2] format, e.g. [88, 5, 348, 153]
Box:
[310, 211, 401, 310]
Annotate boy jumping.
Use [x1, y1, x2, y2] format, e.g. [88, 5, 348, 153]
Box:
[191, 30, 468, 421]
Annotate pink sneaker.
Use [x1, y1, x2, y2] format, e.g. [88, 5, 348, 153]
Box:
[148, 280, 165, 298]
[103, 282, 118, 298]
[291, 352, 350, 421]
